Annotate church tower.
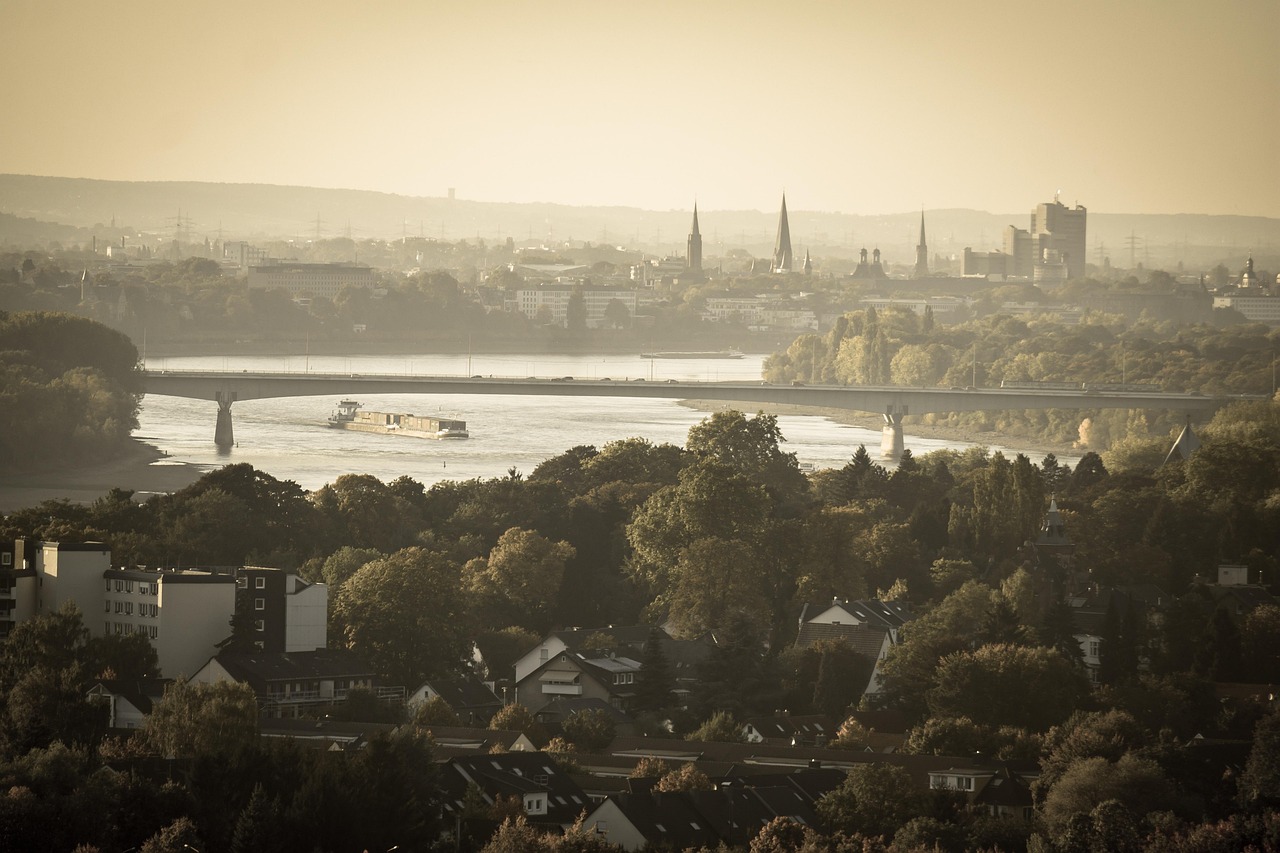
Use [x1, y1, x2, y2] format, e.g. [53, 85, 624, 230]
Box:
[772, 194, 793, 273]
[686, 203, 703, 273]
[913, 209, 930, 278]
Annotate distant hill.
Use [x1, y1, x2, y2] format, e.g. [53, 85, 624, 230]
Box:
[1, 174, 1276, 270]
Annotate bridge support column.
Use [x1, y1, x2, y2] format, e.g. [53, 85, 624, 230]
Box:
[214, 391, 237, 449]
[881, 405, 907, 460]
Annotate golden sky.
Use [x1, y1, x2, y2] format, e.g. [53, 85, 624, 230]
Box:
[2, 0, 1276, 216]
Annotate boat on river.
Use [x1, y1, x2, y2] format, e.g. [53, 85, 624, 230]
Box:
[327, 400, 469, 439]
[640, 350, 744, 359]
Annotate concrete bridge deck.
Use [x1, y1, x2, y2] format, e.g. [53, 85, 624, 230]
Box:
[139, 369, 1235, 456]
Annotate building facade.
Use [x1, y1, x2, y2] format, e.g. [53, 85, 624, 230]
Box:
[247, 262, 377, 299]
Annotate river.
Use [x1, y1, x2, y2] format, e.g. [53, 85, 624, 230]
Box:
[139, 353, 1073, 491]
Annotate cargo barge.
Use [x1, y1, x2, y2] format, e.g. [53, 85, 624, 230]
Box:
[327, 400, 468, 439]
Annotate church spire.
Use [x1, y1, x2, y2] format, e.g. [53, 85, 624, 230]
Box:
[772, 193, 793, 273]
[686, 202, 703, 273]
[913, 208, 930, 278]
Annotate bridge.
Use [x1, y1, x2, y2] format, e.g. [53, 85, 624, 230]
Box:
[140, 369, 1233, 458]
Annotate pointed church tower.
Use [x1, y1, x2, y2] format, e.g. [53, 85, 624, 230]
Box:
[686, 203, 703, 273]
[802, 249, 812, 275]
[1163, 417, 1202, 465]
[913, 209, 930, 278]
[772, 194, 793, 273]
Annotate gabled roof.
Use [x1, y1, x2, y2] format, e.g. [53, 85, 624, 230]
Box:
[794, 622, 891, 660]
[416, 676, 502, 713]
[443, 751, 591, 824]
[88, 678, 172, 716]
[211, 649, 375, 693]
[604, 791, 722, 849]
[971, 766, 1033, 808]
[534, 696, 632, 725]
[797, 599, 911, 632]
[742, 714, 836, 742]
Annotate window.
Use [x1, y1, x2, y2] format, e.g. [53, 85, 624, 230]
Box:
[114, 580, 123, 591]
[1088, 640, 1100, 658]
[125, 580, 133, 592]
[236, 578, 247, 589]
[1, 553, 10, 566]
[115, 602, 124, 613]
[255, 619, 265, 632]
[255, 577, 266, 589]
[105, 600, 111, 613]
[113, 623, 123, 635]
[125, 602, 133, 615]
[255, 598, 265, 611]
[139, 583, 148, 594]
[124, 624, 134, 635]
[148, 626, 158, 639]
[539, 648, 549, 661]
[105, 579, 111, 591]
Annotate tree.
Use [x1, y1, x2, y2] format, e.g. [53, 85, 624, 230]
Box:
[654, 762, 714, 792]
[144, 679, 258, 759]
[1039, 754, 1178, 835]
[566, 287, 587, 332]
[602, 298, 630, 329]
[410, 695, 461, 727]
[686, 710, 743, 743]
[816, 762, 920, 839]
[632, 629, 675, 713]
[229, 784, 285, 853]
[489, 703, 548, 745]
[684, 410, 808, 502]
[140, 816, 203, 853]
[811, 639, 874, 718]
[562, 708, 616, 752]
[331, 547, 472, 685]
[927, 644, 1089, 731]
[1239, 709, 1280, 810]
[465, 527, 575, 632]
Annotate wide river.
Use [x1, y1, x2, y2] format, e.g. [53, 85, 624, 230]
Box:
[140, 353, 1071, 491]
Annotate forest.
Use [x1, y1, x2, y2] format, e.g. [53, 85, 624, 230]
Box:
[0, 310, 142, 471]
[3, 387, 1280, 850]
[763, 307, 1280, 448]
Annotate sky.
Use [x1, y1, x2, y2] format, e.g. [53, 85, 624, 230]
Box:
[2, 0, 1277, 217]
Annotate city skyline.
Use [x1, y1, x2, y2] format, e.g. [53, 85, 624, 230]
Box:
[2, 0, 1278, 218]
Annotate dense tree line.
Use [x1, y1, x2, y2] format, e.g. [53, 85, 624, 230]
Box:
[0, 310, 141, 471]
[764, 308, 1280, 448]
[3, 396, 1280, 849]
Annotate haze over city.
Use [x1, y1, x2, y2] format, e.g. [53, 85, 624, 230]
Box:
[3, 0, 1278, 217]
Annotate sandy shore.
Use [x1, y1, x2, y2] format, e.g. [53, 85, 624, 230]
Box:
[0, 440, 208, 514]
[678, 399, 1081, 460]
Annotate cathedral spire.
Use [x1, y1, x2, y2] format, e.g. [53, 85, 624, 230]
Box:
[772, 193, 793, 273]
[686, 202, 703, 273]
[913, 208, 930, 278]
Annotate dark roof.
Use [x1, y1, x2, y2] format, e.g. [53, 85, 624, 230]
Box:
[741, 714, 837, 742]
[418, 676, 502, 713]
[794, 623, 889, 660]
[607, 791, 722, 849]
[89, 678, 172, 715]
[534, 696, 633, 725]
[971, 766, 1033, 808]
[212, 649, 375, 693]
[443, 751, 591, 825]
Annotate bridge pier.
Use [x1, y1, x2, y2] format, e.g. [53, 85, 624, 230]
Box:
[214, 391, 237, 449]
[881, 405, 907, 460]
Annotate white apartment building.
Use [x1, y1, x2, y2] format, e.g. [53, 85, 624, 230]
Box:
[507, 284, 637, 328]
[248, 262, 377, 299]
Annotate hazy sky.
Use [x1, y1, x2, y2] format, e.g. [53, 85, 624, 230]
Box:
[3, 0, 1277, 217]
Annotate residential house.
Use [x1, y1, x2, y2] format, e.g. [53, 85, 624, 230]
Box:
[741, 713, 836, 746]
[794, 598, 912, 696]
[86, 678, 172, 730]
[407, 675, 503, 726]
[439, 751, 593, 829]
[189, 648, 379, 717]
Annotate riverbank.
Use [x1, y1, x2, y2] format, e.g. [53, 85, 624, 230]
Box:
[678, 399, 1083, 461]
[0, 439, 207, 514]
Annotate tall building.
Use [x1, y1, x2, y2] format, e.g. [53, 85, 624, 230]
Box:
[913, 210, 930, 278]
[1031, 200, 1087, 280]
[686, 203, 702, 273]
[772, 194, 793, 273]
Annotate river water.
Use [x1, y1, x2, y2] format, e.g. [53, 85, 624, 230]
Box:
[139, 353, 1067, 491]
